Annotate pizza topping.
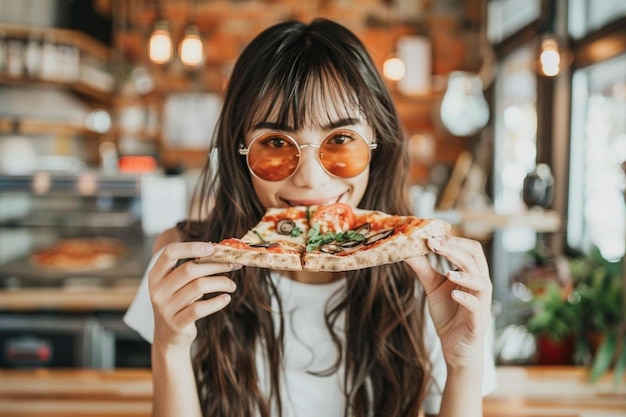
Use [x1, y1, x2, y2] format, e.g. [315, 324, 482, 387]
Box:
[277, 219, 301, 236]
[306, 223, 368, 253]
[364, 228, 394, 245]
[320, 243, 341, 254]
[310, 203, 355, 233]
[353, 223, 371, 236]
[250, 242, 280, 248]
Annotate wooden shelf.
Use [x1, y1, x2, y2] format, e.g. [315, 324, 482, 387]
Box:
[435, 207, 562, 238]
[0, 23, 110, 61]
[0, 286, 138, 312]
[0, 118, 103, 138]
[0, 75, 112, 105]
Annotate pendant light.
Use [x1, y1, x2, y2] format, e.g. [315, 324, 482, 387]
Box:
[440, 72, 490, 137]
[148, 1, 172, 65]
[179, 0, 204, 69]
[537, 34, 571, 77]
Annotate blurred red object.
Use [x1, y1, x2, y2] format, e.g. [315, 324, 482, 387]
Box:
[118, 156, 158, 173]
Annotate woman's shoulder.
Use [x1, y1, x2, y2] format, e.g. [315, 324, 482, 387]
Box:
[151, 226, 183, 255]
[152, 220, 210, 254]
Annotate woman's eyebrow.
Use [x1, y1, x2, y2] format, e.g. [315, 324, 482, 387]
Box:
[323, 117, 360, 129]
[252, 117, 360, 132]
[253, 121, 290, 131]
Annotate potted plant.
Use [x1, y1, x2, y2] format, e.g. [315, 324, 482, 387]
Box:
[512, 242, 579, 364]
[517, 244, 625, 381]
[525, 280, 580, 364]
[567, 247, 625, 385]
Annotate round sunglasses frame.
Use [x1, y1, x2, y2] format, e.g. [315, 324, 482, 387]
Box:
[238, 128, 378, 182]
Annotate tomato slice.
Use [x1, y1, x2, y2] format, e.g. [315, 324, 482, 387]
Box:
[311, 203, 355, 233]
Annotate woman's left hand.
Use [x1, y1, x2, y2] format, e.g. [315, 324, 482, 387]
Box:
[405, 235, 493, 367]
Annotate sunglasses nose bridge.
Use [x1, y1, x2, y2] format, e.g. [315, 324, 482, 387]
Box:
[298, 143, 320, 151]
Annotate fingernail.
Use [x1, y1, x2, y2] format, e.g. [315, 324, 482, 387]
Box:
[201, 243, 214, 255]
[428, 236, 443, 252]
[448, 270, 461, 281]
[230, 263, 243, 270]
[452, 289, 466, 300]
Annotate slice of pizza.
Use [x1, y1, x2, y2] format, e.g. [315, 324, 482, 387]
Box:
[197, 206, 310, 271]
[303, 203, 451, 272]
[197, 203, 450, 272]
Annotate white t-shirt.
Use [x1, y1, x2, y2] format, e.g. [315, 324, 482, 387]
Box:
[124, 252, 497, 416]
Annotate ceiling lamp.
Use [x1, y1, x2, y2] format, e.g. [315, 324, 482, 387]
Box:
[537, 34, 570, 77]
[148, 18, 173, 65]
[179, 23, 204, 69]
[440, 71, 490, 137]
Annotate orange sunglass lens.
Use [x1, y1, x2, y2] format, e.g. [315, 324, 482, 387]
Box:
[319, 132, 371, 178]
[246, 133, 299, 181]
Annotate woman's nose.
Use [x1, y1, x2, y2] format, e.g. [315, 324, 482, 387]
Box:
[290, 146, 331, 187]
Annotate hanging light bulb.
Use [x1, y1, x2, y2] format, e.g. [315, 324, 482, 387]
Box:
[440, 71, 490, 137]
[179, 23, 204, 69]
[539, 36, 561, 77]
[148, 19, 173, 65]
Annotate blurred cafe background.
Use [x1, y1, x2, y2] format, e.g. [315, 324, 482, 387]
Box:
[0, 0, 624, 388]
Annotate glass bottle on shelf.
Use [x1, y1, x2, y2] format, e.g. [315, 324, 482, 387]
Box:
[40, 34, 58, 81]
[0, 31, 7, 75]
[23, 34, 42, 78]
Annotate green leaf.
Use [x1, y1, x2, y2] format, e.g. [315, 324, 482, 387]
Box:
[613, 334, 626, 387]
[589, 332, 617, 383]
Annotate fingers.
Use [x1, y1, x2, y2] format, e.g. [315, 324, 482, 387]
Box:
[447, 270, 490, 313]
[407, 234, 493, 313]
[174, 294, 233, 333]
[151, 242, 215, 281]
[404, 255, 442, 293]
[155, 257, 240, 299]
[149, 241, 242, 339]
[427, 235, 489, 275]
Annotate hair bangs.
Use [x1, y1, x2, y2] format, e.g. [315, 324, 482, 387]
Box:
[247, 48, 366, 131]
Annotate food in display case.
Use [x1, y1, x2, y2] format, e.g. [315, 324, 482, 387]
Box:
[30, 237, 127, 272]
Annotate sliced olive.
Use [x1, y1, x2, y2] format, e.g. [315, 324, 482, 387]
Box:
[320, 243, 342, 254]
[250, 242, 279, 248]
[339, 240, 363, 249]
[277, 219, 296, 235]
[364, 229, 393, 245]
[353, 223, 371, 236]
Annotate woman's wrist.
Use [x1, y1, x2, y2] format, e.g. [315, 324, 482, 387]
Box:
[444, 342, 485, 371]
[152, 339, 194, 364]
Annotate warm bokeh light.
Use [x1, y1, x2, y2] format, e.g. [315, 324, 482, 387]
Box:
[383, 57, 405, 81]
[148, 22, 173, 64]
[179, 29, 204, 68]
[539, 38, 561, 76]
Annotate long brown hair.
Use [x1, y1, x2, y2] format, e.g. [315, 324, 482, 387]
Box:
[184, 18, 431, 417]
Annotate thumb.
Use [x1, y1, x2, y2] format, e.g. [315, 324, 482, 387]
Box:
[405, 255, 442, 292]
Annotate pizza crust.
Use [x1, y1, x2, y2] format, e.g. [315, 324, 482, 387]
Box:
[197, 244, 302, 271]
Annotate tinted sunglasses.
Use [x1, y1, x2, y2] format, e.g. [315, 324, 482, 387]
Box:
[239, 129, 378, 182]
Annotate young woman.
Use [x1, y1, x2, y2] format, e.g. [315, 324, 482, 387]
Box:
[125, 18, 496, 417]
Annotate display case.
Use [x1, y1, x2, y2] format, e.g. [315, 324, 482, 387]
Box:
[0, 171, 152, 369]
[0, 172, 149, 290]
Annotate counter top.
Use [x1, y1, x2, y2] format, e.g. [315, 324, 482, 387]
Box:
[0, 366, 624, 416]
[0, 285, 138, 312]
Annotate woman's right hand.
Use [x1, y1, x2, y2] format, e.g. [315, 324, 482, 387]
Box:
[148, 242, 240, 351]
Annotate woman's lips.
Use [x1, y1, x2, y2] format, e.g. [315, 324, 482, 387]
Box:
[281, 193, 345, 207]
